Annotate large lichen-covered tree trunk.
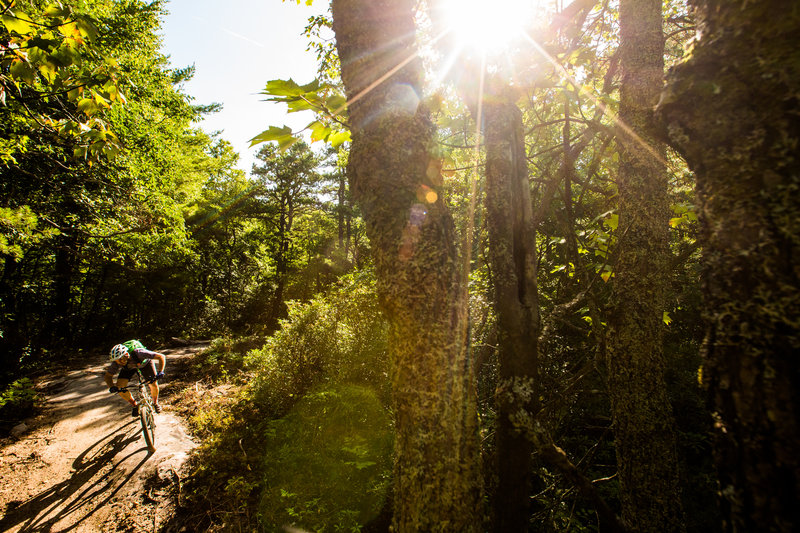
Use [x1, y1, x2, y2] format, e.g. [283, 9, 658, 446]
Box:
[657, 2, 800, 532]
[607, 0, 685, 531]
[331, 0, 482, 530]
[483, 98, 540, 532]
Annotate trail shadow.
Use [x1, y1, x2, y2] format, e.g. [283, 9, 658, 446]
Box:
[0, 420, 153, 532]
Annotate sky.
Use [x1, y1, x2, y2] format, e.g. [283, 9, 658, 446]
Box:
[159, 0, 329, 174]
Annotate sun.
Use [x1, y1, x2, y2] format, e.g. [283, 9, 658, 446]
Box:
[438, 0, 538, 55]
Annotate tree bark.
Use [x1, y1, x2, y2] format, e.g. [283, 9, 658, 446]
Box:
[484, 97, 540, 532]
[657, 2, 800, 531]
[606, 0, 685, 531]
[331, 0, 482, 530]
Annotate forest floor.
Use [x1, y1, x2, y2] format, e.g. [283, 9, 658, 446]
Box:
[0, 344, 207, 533]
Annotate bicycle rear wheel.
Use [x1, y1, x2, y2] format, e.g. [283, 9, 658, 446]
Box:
[139, 404, 157, 452]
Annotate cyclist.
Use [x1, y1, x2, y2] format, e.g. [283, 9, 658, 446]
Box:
[104, 342, 166, 417]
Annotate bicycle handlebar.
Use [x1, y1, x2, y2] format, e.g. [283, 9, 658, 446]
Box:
[119, 379, 157, 390]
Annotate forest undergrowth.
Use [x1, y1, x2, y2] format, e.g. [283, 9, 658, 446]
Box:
[159, 266, 718, 533]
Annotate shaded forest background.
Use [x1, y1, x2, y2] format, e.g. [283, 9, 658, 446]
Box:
[1, 0, 797, 532]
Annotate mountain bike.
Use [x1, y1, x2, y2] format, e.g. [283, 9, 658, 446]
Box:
[120, 369, 158, 452]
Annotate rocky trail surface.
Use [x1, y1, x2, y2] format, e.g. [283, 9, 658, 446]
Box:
[0, 344, 206, 532]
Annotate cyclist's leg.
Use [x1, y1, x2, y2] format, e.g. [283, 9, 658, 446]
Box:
[117, 367, 138, 407]
[115, 378, 136, 406]
[142, 361, 161, 411]
[147, 381, 159, 402]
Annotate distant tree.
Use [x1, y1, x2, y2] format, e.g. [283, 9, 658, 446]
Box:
[331, 0, 482, 529]
[251, 141, 323, 328]
[658, 2, 800, 531]
[185, 141, 257, 334]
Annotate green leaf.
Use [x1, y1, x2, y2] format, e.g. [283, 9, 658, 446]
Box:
[75, 18, 99, 40]
[77, 97, 99, 115]
[325, 94, 347, 113]
[599, 265, 614, 283]
[328, 130, 350, 147]
[10, 59, 36, 85]
[299, 79, 321, 93]
[261, 78, 304, 97]
[51, 41, 81, 67]
[44, 4, 72, 17]
[309, 121, 332, 143]
[2, 13, 35, 34]
[38, 62, 57, 83]
[286, 98, 316, 113]
[605, 213, 619, 231]
[249, 125, 298, 151]
[662, 311, 672, 326]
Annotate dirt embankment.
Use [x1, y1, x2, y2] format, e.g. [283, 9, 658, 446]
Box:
[0, 345, 205, 533]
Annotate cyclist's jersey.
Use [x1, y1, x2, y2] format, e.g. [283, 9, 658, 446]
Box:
[104, 348, 158, 376]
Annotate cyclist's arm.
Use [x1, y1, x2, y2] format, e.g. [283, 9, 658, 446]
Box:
[135, 348, 166, 374]
[152, 352, 166, 373]
[104, 371, 116, 388]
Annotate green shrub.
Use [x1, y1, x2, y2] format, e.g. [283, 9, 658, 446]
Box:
[0, 378, 38, 421]
[178, 271, 391, 531]
[190, 335, 265, 382]
[245, 271, 389, 419]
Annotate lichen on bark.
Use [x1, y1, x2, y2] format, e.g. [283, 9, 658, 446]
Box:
[657, 1, 800, 531]
[607, 0, 685, 531]
[331, 0, 482, 530]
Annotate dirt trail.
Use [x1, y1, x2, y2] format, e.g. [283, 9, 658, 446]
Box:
[0, 345, 203, 532]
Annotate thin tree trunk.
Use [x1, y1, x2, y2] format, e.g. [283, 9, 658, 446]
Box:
[606, 0, 685, 531]
[657, 2, 800, 531]
[484, 97, 540, 532]
[338, 172, 346, 250]
[271, 204, 290, 327]
[331, 0, 482, 530]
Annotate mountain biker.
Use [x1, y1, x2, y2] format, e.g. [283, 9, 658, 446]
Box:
[104, 342, 166, 417]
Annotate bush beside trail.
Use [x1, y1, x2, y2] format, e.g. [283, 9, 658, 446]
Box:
[165, 272, 391, 531]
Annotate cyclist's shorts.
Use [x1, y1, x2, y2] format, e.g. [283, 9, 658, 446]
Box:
[119, 360, 157, 382]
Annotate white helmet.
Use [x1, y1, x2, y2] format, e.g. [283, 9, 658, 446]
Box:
[110, 344, 128, 360]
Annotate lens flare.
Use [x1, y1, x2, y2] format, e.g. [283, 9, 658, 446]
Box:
[440, 0, 537, 54]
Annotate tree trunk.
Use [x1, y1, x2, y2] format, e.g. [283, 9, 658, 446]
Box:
[331, 0, 482, 530]
[606, 1, 686, 531]
[271, 202, 290, 327]
[657, 2, 800, 531]
[484, 97, 540, 532]
[338, 171, 346, 250]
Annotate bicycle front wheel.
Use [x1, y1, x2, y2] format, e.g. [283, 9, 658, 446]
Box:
[139, 404, 157, 452]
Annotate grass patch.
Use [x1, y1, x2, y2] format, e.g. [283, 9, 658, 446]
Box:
[259, 383, 393, 532]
